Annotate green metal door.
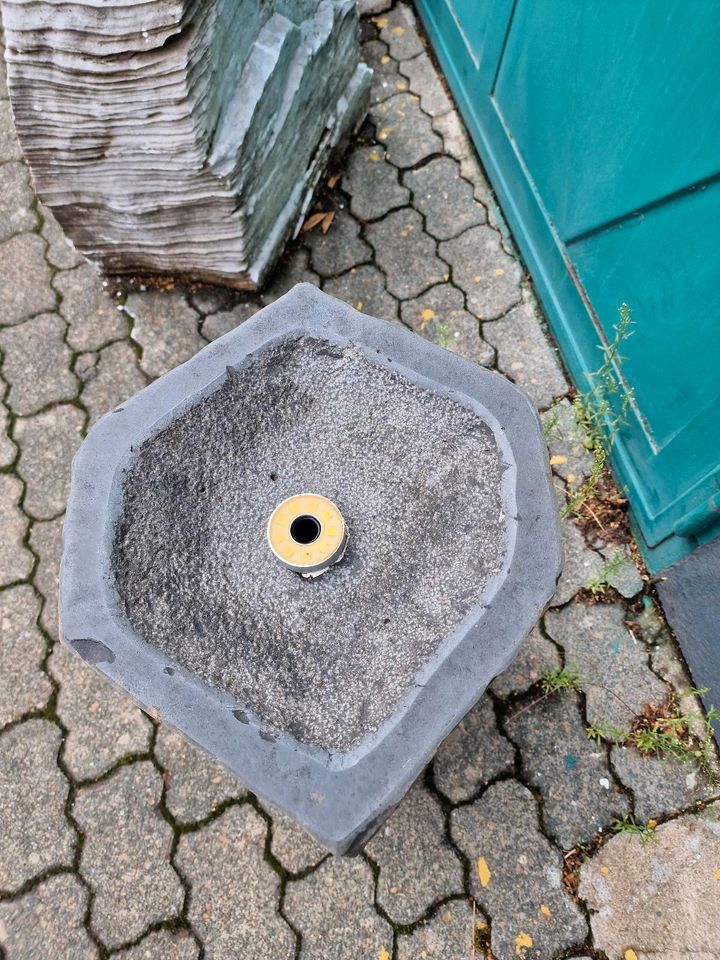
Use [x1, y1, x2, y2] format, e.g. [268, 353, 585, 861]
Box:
[415, 0, 720, 570]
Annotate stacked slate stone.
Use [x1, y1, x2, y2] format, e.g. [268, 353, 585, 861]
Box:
[1, 0, 370, 287]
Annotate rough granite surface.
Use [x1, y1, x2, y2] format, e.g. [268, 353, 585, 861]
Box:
[112, 336, 509, 751]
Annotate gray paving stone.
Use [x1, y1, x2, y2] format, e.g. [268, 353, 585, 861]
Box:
[363, 39, 405, 106]
[396, 900, 475, 960]
[201, 302, 260, 341]
[553, 498, 605, 606]
[638, 596, 696, 695]
[126, 289, 203, 379]
[29, 515, 63, 640]
[432, 110, 473, 162]
[341, 145, 410, 221]
[543, 398, 595, 490]
[284, 856, 392, 960]
[0, 873, 98, 960]
[39, 204, 84, 270]
[490, 625, 562, 699]
[359, 0, 391, 14]
[611, 744, 717, 821]
[81, 340, 146, 425]
[75, 761, 183, 949]
[176, 805, 295, 960]
[400, 52, 453, 117]
[303, 209, 371, 278]
[49, 644, 153, 782]
[367, 207, 447, 299]
[112, 929, 198, 960]
[545, 601, 668, 736]
[55, 262, 127, 352]
[0, 161, 36, 241]
[484, 301, 569, 409]
[459, 151, 495, 206]
[433, 696, 515, 803]
[440, 225, 521, 321]
[267, 804, 328, 874]
[155, 722, 242, 823]
[405, 156, 486, 240]
[260, 245, 319, 304]
[599, 544, 644, 599]
[324, 264, 399, 321]
[0, 719, 75, 893]
[371, 93, 442, 168]
[74, 351, 98, 383]
[0, 401, 17, 467]
[451, 780, 587, 960]
[0, 473, 33, 585]
[579, 804, 720, 959]
[0, 100, 22, 162]
[0, 233, 55, 325]
[0, 585, 51, 727]
[14, 403, 84, 519]
[377, 4, 424, 61]
[0, 313, 77, 415]
[367, 782, 464, 925]
[506, 692, 629, 849]
[400, 282, 495, 366]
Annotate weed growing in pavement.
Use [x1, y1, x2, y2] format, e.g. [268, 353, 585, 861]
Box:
[434, 320, 451, 350]
[585, 548, 626, 595]
[540, 665, 584, 695]
[611, 813, 657, 845]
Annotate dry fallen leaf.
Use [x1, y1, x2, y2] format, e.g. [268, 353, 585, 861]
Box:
[515, 931, 533, 955]
[378, 948, 390, 960]
[327, 172, 341, 189]
[321, 211, 335, 234]
[477, 857, 491, 887]
[302, 212, 327, 233]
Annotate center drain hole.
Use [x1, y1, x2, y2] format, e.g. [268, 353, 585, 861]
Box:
[290, 515, 321, 545]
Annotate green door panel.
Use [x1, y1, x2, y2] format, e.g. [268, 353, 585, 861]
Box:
[415, 0, 720, 569]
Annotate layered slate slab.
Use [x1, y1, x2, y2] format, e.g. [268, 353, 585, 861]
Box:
[61, 285, 560, 854]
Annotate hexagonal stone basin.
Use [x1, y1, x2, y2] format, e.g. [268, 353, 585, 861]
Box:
[111, 336, 510, 752]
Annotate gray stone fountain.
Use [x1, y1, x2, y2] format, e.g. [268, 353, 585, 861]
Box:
[60, 285, 561, 853]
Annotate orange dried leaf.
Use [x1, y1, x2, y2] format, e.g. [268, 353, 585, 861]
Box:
[321, 211, 336, 234]
[302, 212, 327, 233]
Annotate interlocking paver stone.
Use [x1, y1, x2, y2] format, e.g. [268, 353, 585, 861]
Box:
[0, 874, 98, 960]
[284, 856, 392, 960]
[112, 929, 199, 960]
[75, 761, 183, 948]
[0, 585, 51, 727]
[579, 804, 720, 958]
[367, 782, 464, 924]
[506, 692, 629, 849]
[39, 204, 84, 270]
[432, 110, 473, 162]
[188, 284, 234, 316]
[433, 696, 515, 803]
[0, 161, 36, 241]
[363, 39, 405, 106]
[126, 290, 203, 380]
[201, 302, 259, 341]
[397, 900, 475, 960]
[451, 780, 588, 960]
[405, 156, 486, 240]
[490, 625, 561, 699]
[324, 264, 399, 321]
[367, 207, 446, 298]
[0, 719, 75, 894]
[0, 401, 17, 466]
[49, 644, 152, 782]
[0, 312, 77, 415]
[342, 145, 410, 221]
[545, 601, 668, 735]
[599, 544, 644, 598]
[377, 4, 424, 61]
[55, 262, 128, 352]
[155, 722, 242, 823]
[29, 515, 63, 639]
[400, 282, 495, 366]
[552, 501, 605, 606]
[611, 744, 717, 821]
[371, 92, 442, 168]
[440, 225, 522, 321]
[176, 805, 295, 960]
[304, 209, 371, 278]
[81, 340, 146, 425]
[260, 245, 319, 304]
[0, 473, 33, 585]
[0, 233, 55, 325]
[0, 100, 22, 162]
[267, 804, 328, 874]
[543, 397, 595, 490]
[400, 52, 453, 117]
[484, 300, 568, 408]
[14, 403, 84, 518]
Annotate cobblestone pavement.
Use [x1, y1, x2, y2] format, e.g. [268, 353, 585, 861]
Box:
[2, 7, 719, 960]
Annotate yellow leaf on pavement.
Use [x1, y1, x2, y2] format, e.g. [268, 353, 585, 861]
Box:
[477, 857, 491, 887]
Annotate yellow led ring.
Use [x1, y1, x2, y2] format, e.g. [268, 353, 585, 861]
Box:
[267, 494, 348, 576]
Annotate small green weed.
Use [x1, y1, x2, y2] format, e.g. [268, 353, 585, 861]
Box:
[612, 813, 657, 845]
[541, 665, 584, 695]
[585, 549, 626, 595]
[434, 321, 451, 350]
